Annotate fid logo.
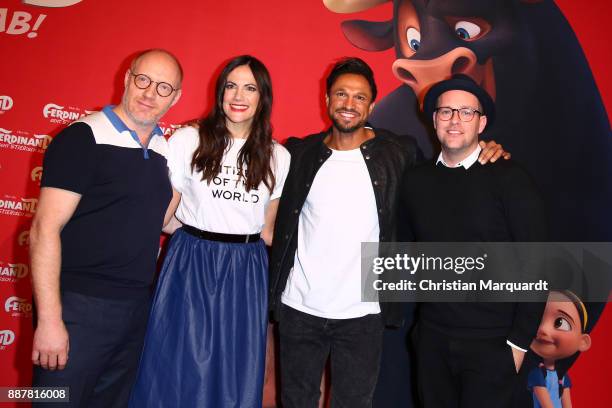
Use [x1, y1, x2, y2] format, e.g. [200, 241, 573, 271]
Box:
[0, 129, 53, 152]
[0, 96, 13, 113]
[0, 198, 38, 216]
[43, 103, 90, 124]
[4, 297, 32, 317]
[31, 166, 43, 182]
[18, 230, 30, 247]
[0, 330, 16, 347]
[0, 263, 29, 279]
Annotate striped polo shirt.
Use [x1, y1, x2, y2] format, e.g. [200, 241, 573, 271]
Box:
[41, 106, 172, 298]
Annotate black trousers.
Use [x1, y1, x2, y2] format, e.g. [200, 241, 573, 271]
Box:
[33, 291, 150, 408]
[416, 323, 523, 408]
[279, 305, 384, 408]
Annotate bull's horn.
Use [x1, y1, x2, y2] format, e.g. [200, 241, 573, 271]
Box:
[323, 0, 390, 13]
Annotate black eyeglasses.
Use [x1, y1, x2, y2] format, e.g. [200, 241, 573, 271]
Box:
[128, 70, 179, 97]
[435, 107, 482, 122]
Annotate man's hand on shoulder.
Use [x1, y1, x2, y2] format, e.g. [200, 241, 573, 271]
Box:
[32, 319, 69, 370]
[478, 140, 511, 164]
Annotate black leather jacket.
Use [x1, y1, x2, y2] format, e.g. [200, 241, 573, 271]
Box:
[269, 128, 422, 327]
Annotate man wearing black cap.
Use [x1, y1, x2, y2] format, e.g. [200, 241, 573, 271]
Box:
[400, 74, 548, 407]
[270, 60, 509, 408]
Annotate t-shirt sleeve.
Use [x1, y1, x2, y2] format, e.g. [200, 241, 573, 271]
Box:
[167, 126, 196, 193]
[563, 374, 571, 389]
[527, 367, 546, 390]
[270, 143, 291, 200]
[41, 122, 96, 194]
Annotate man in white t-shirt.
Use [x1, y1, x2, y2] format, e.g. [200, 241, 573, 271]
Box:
[269, 57, 421, 408]
[269, 57, 509, 407]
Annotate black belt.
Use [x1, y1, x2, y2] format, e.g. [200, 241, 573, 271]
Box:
[182, 224, 260, 243]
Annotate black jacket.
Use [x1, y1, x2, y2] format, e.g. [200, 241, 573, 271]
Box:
[269, 128, 422, 327]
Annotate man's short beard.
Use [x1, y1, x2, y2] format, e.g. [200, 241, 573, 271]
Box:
[331, 116, 366, 134]
[121, 93, 162, 128]
[127, 111, 157, 128]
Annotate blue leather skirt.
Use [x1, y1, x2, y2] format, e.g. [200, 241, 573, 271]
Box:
[129, 227, 268, 407]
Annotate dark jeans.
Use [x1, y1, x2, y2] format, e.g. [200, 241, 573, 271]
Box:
[33, 291, 150, 408]
[279, 304, 384, 408]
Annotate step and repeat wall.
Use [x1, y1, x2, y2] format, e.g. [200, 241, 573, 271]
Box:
[1, 0, 610, 406]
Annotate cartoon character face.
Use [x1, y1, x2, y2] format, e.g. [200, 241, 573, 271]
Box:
[530, 291, 591, 363]
[391, 0, 502, 103]
[323, 0, 540, 104]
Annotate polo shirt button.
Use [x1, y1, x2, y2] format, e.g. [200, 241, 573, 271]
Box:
[378, 208, 383, 213]
[293, 209, 299, 214]
[373, 180, 379, 186]
[306, 183, 311, 188]
[365, 155, 371, 160]
[319, 158, 324, 163]
[362, 145, 367, 150]
[284, 234, 289, 240]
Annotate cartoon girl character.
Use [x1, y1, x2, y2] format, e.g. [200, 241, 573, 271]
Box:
[528, 290, 592, 408]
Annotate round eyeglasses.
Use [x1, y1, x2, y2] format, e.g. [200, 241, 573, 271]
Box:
[435, 107, 482, 122]
[129, 71, 179, 97]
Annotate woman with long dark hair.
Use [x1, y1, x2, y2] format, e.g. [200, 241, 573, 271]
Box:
[129, 55, 290, 407]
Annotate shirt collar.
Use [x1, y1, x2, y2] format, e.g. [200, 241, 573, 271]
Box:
[321, 124, 377, 154]
[102, 105, 163, 137]
[436, 144, 482, 170]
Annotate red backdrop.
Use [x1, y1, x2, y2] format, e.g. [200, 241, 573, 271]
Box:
[0, 0, 610, 406]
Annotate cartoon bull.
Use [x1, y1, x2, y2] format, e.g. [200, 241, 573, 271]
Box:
[324, 1, 612, 406]
[324, 0, 612, 242]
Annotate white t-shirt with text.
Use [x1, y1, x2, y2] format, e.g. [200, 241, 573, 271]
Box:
[167, 126, 290, 234]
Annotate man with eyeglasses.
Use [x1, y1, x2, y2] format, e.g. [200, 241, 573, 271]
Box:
[399, 74, 547, 407]
[29, 49, 182, 407]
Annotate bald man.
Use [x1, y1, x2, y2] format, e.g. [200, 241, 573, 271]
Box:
[30, 49, 182, 407]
